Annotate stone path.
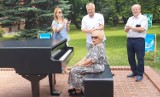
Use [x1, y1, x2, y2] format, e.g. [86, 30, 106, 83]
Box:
[0, 66, 160, 97]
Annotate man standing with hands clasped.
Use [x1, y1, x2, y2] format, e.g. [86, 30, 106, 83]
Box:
[124, 4, 148, 82]
[81, 2, 106, 51]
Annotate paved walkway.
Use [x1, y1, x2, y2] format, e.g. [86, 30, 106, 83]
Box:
[0, 66, 160, 97]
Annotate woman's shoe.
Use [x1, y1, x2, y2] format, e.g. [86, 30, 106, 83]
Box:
[68, 88, 75, 93]
[69, 89, 84, 96]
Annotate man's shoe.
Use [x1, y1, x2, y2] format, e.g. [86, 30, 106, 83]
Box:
[127, 73, 137, 78]
[135, 76, 143, 82]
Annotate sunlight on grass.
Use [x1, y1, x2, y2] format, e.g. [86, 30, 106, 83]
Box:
[0, 33, 17, 41]
[68, 23, 160, 70]
[1, 24, 160, 70]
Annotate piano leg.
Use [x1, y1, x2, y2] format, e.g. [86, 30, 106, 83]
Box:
[22, 75, 47, 97]
[48, 74, 61, 96]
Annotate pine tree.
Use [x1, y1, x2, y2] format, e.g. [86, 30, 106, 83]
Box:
[58, 0, 71, 18]
[0, 0, 71, 39]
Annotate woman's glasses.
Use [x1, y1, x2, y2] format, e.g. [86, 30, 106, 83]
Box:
[58, 11, 62, 14]
[91, 36, 98, 39]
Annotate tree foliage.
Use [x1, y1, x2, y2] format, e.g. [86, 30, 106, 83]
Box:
[0, 0, 71, 39]
[0, 0, 160, 34]
[68, 0, 88, 29]
[139, 0, 160, 22]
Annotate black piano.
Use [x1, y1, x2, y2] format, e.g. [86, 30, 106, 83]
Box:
[0, 39, 74, 97]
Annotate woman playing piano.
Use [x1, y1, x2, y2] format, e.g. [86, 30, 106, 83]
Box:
[51, 7, 71, 45]
[67, 30, 108, 96]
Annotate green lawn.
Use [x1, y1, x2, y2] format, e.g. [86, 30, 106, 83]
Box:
[68, 23, 160, 70]
[1, 23, 160, 71]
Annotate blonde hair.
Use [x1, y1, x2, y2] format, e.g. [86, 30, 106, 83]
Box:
[53, 7, 62, 22]
[92, 30, 104, 42]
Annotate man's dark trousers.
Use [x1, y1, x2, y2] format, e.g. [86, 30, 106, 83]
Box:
[127, 38, 145, 76]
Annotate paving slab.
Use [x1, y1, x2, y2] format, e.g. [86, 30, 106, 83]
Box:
[0, 66, 160, 97]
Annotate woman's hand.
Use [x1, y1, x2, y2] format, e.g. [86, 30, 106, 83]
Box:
[75, 58, 93, 67]
[52, 22, 65, 33]
[75, 63, 82, 66]
[66, 19, 71, 25]
[75, 62, 92, 67]
[66, 19, 70, 32]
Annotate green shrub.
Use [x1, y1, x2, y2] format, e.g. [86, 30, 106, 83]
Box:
[0, 28, 5, 38]
[13, 29, 38, 40]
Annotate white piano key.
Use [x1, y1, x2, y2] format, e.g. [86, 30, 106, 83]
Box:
[59, 49, 72, 61]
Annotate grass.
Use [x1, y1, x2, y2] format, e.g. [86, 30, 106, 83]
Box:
[1, 23, 160, 71]
[68, 23, 160, 71]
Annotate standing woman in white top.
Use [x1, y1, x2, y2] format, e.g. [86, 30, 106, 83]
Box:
[51, 7, 70, 45]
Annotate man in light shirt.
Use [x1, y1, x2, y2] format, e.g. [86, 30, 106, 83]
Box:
[124, 4, 148, 82]
[81, 2, 106, 51]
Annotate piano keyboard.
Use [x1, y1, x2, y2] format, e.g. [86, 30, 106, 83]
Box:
[59, 49, 72, 61]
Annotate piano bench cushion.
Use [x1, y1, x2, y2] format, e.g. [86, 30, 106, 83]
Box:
[83, 64, 113, 97]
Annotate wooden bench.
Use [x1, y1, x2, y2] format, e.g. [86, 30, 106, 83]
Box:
[84, 64, 113, 97]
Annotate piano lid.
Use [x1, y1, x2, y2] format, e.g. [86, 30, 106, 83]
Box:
[0, 39, 66, 49]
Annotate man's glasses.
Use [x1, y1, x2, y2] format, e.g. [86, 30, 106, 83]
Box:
[91, 36, 98, 39]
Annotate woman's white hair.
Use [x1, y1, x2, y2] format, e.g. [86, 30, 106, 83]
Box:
[92, 30, 104, 42]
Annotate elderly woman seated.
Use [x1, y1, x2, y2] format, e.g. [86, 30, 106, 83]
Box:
[67, 30, 108, 96]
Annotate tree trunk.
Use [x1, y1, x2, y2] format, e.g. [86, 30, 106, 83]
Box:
[74, 21, 81, 29]
[70, 11, 81, 29]
[122, 16, 128, 24]
[113, 17, 118, 26]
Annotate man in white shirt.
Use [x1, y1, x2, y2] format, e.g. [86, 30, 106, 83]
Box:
[124, 4, 148, 82]
[81, 2, 106, 51]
